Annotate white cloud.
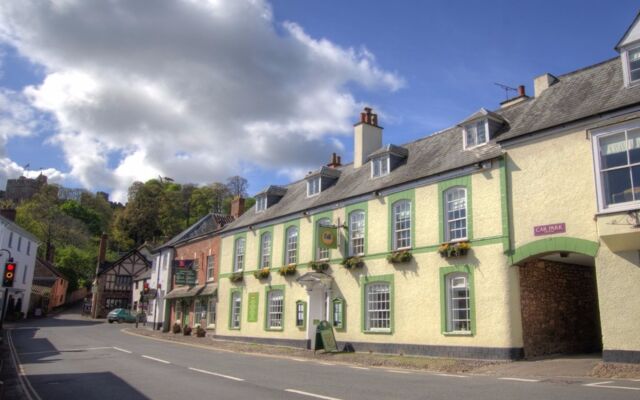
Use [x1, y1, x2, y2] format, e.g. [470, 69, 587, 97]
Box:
[0, 0, 403, 202]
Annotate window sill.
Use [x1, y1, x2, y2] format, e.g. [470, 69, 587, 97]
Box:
[229, 327, 241, 330]
[363, 329, 392, 335]
[443, 331, 473, 337]
[595, 203, 640, 216]
[266, 327, 284, 332]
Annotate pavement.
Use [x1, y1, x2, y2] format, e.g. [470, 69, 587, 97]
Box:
[2, 308, 640, 400]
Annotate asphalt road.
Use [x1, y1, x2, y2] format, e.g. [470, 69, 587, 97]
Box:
[7, 310, 640, 400]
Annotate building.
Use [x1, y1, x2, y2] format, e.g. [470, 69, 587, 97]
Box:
[131, 268, 151, 313]
[30, 257, 69, 315]
[215, 17, 640, 364]
[0, 210, 39, 319]
[4, 174, 48, 203]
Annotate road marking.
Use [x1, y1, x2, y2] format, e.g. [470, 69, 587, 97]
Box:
[317, 361, 335, 366]
[349, 366, 369, 370]
[285, 389, 342, 400]
[386, 369, 412, 374]
[499, 377, 540, 383]
[113, 347, 132, 354]
[141, 355, 170, 364]
[435, 373, 468, 378]
[291, 358, 308, 362]
[7, 331, 43, 400]
[188, 367, 244, 381]
[584, 381, 640, 391]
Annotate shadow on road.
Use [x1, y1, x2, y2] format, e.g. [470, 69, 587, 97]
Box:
[26, 372, 149, 400]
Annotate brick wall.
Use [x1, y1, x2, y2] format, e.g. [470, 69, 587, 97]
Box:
[519, 259, 602, 358]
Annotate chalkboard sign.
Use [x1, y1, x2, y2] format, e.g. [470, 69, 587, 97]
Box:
[247, 292, 259, 322]
[314, 320, 338, 353]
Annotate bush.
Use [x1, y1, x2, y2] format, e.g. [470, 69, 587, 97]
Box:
[172, 323, 181, 334]
[196, 325, 206, 337]
[183, 325, 192, 336]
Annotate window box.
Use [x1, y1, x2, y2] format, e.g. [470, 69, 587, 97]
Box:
[386, 250, 412, 264]
[278, 264, 297, 276]
[253, 267, 271, 279]
[309, 261, 330, 272]
[229, 272, 244, 282]
[438, 241, 471, 258]
[341, 256, 364, 269]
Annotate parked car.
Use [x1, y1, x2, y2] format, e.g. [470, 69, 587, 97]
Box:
[107, 308, 137, 323]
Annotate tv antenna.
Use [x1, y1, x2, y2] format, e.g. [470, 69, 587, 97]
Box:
[494, 83, 518, 101]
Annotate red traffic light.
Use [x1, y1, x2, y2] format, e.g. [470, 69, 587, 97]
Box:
[6, 263, 14, 272]
[3, 262, 16, 287]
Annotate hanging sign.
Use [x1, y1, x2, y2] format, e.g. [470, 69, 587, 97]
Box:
[318, 226, 338, 249]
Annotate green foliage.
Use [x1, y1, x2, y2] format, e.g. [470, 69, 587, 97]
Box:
[55, 246, 96, 292]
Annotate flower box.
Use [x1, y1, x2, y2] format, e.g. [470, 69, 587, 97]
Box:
[309, 261, 330, 272]
[253, 267, 271, 279]
[438, 241, 471, 258]
[279, 264, 297, 276]
[229, 272, 244, 282]
[341, 256, 364, 269]
[386, 250, 413, 264]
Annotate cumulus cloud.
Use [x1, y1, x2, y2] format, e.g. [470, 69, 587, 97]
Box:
[0, 0, 403, 202]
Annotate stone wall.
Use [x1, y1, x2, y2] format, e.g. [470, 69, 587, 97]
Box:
[519, 259, 602, 358]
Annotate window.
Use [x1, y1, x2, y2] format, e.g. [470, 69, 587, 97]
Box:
[135, 281, 139, 290]
[194, 299, 207, 326]
[26, 241, 31, 256]
[233, 237, 245, 272]
[365, 283, 390, 332]
[259, 232, 272, 268]
[256, 195, 267, 212]
[285, 226, 298, 265]
[628, 47, 640, 83]
[267, 289, 284, 329]
[17, 237, 22, 252]
[106, 275, 132, 291]
[22, 264, 27, 284]
[8, 232, 13, 248]
[593, 125, 640, 210]
[307, 176, 321, 197]
[105, 298, 130, 310]
[193, 259, 199, 285]
[175, 300, 183, 322]
[332, 298, 344, 329]
[230, 292, 241, 329]
[464, 120, 488, 148]
[207, 297, 216, 326]
[444, 187, 467, 241]
[206, 255, 215, 281]
[316, 218, 330, 260]
[349, 210, 365, 256]
[371, 156, 390, 178]
[392, 200, 411, 250]
[295, 301, 306, 328]
[446, 273, 471, 333]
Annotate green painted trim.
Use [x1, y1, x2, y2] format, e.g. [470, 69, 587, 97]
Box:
[345, 201, 369, 257]
[387, 190, 415, 251]
[282, 220, 301, 266]
[438, 175, 473, 244]
[439, 264, 476, 336]
[257, 226, 274, 269]
[360, 274, 394, 334]
[511, 237, 600, 265]
[228, 288, 242, 330]
[498, 157, 511, 254]
[247, 292, 259, 323]
[264, 284, 286, 331]
[312, 211, 334, 261]
[232, 232, 247, 273]
[295, 300, 307, 329]
[331, 297, 346, 331]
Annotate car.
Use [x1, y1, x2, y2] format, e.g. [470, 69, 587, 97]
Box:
[107, 308, 138, 323]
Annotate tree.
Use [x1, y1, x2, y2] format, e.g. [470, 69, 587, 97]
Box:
[226, 176, 248, 197]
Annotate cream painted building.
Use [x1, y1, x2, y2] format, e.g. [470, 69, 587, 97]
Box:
[215, 16, 640, 363]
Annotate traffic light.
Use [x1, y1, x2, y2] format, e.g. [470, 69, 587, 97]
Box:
[3, 261, 16, 287]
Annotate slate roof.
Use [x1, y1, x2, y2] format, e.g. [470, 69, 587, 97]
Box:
[154, 213, 235, 251]
[34, 258, 68, 281]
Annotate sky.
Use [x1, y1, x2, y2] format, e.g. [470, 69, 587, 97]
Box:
[0, 0, 638, 203]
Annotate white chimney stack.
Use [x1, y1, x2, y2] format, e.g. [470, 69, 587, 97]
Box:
[534, 73, 558, 98]
[353, 107, 382, 168]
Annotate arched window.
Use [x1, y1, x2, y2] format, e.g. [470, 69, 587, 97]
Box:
[233, 237, 245, 272]
[392, 200, 411, 250]
[316, 218, 330, 260]
[285, 226, 298, 265]
[260, 232, 272, 268]
[444, 187, 467, 241]
[349, 210, 365, 256]
[446, 273, 470, 332]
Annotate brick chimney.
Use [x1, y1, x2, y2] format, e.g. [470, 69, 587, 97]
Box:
[0, 208, 16, 222]
[230, 196, 245, 219]
[354, 107, 382, 168]
[327, 153, 342, 168]
[500, 85, 529, 108]
[97, 233, 108, 266]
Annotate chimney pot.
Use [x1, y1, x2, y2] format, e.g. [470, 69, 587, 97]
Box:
[360, 113, 367, 123]
[518, 85, 526, 97]
[354, 107, 383, 168]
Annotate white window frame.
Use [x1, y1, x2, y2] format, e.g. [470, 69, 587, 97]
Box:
[233, 238, 245, 272]
[295, 301, 306, 327]
[230, 292, 241, 329]
[17, 236, 22, 252]
[8, 232, 13, 248]
[349, 210, 365, 256]
[26, 241, 31, 256]
[256, 195, 267, 212]
[316, 218, 331, 260]
[591, 121, 640, 213]
[206, 255, 215, 282]
[285, 226, 298, 265]
[392, 200, 411, 250]
[371, 155, 390, 178]
[444, 187, 468, 242]
[463, 119, 489, 149]
[207, 297, 216, 327]
[267, 289, 284, 329]
[260, 232, 271, 268]
[623, 45, 640, 87]
[365, 282, 391, 332]
[194, 299, 207, 326]
[307, 176, 321, 197]
[446, 273, 471, 333]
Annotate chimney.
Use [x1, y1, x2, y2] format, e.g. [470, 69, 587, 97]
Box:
[46, 243, 56, 263]
[230, 196, 245, 219]
[354, 107, 383, 168]
[500, 85, 529, 108]
[98, 233, 108, 265]
[327, 153, 342, 168]
[534, 73, 558, 97]
[0, 208, 16, 222]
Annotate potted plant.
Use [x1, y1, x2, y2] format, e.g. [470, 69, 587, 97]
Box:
[279, 264, 297, 276]
[229, 272, 244, 282]
[341, 256, 364, 269]
[195, 324, 206, 337]
[309, 261, 330, 272]
[438, 241, 471, 258]
[386, 250, 413, 264]
[172, 322, 181, 334]
[253, 267, 270, 279]
[183, 325, 192, 336]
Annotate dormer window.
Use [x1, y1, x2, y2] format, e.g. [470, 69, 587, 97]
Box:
[628, 47, 640, 84]
[305, 165, 341, 198]
[256, 195, 267, 212]
[464, 120, 488, 149]
[307, 176, 321, 197]
[371, 155, 390, 178]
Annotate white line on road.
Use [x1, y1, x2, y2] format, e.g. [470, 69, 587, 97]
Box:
[7, 331, 42, 400]
[349, 366, 369, 370]
[141, 355, 171, 364]
[316, 361, 335, 366]
[113, 347, 132, 354]
[386, 369, 412, 374]
[285, 389, 343, 400]
[291, 358, 308, 362]
[499, 377, 540, 383]
[188, 367, 245, 381]
[435, 373, 468, 378]
[583, 381, 640, 391]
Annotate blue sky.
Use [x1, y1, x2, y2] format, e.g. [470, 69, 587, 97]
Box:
[0, 1, 638, 202]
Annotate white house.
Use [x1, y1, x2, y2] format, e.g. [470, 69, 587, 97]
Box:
[149, 246, 174, 330]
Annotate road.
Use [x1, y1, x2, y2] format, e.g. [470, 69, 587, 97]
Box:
[7, 309, 640, 400]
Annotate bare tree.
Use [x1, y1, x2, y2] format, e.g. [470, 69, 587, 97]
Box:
[226, 176, 248, 197]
